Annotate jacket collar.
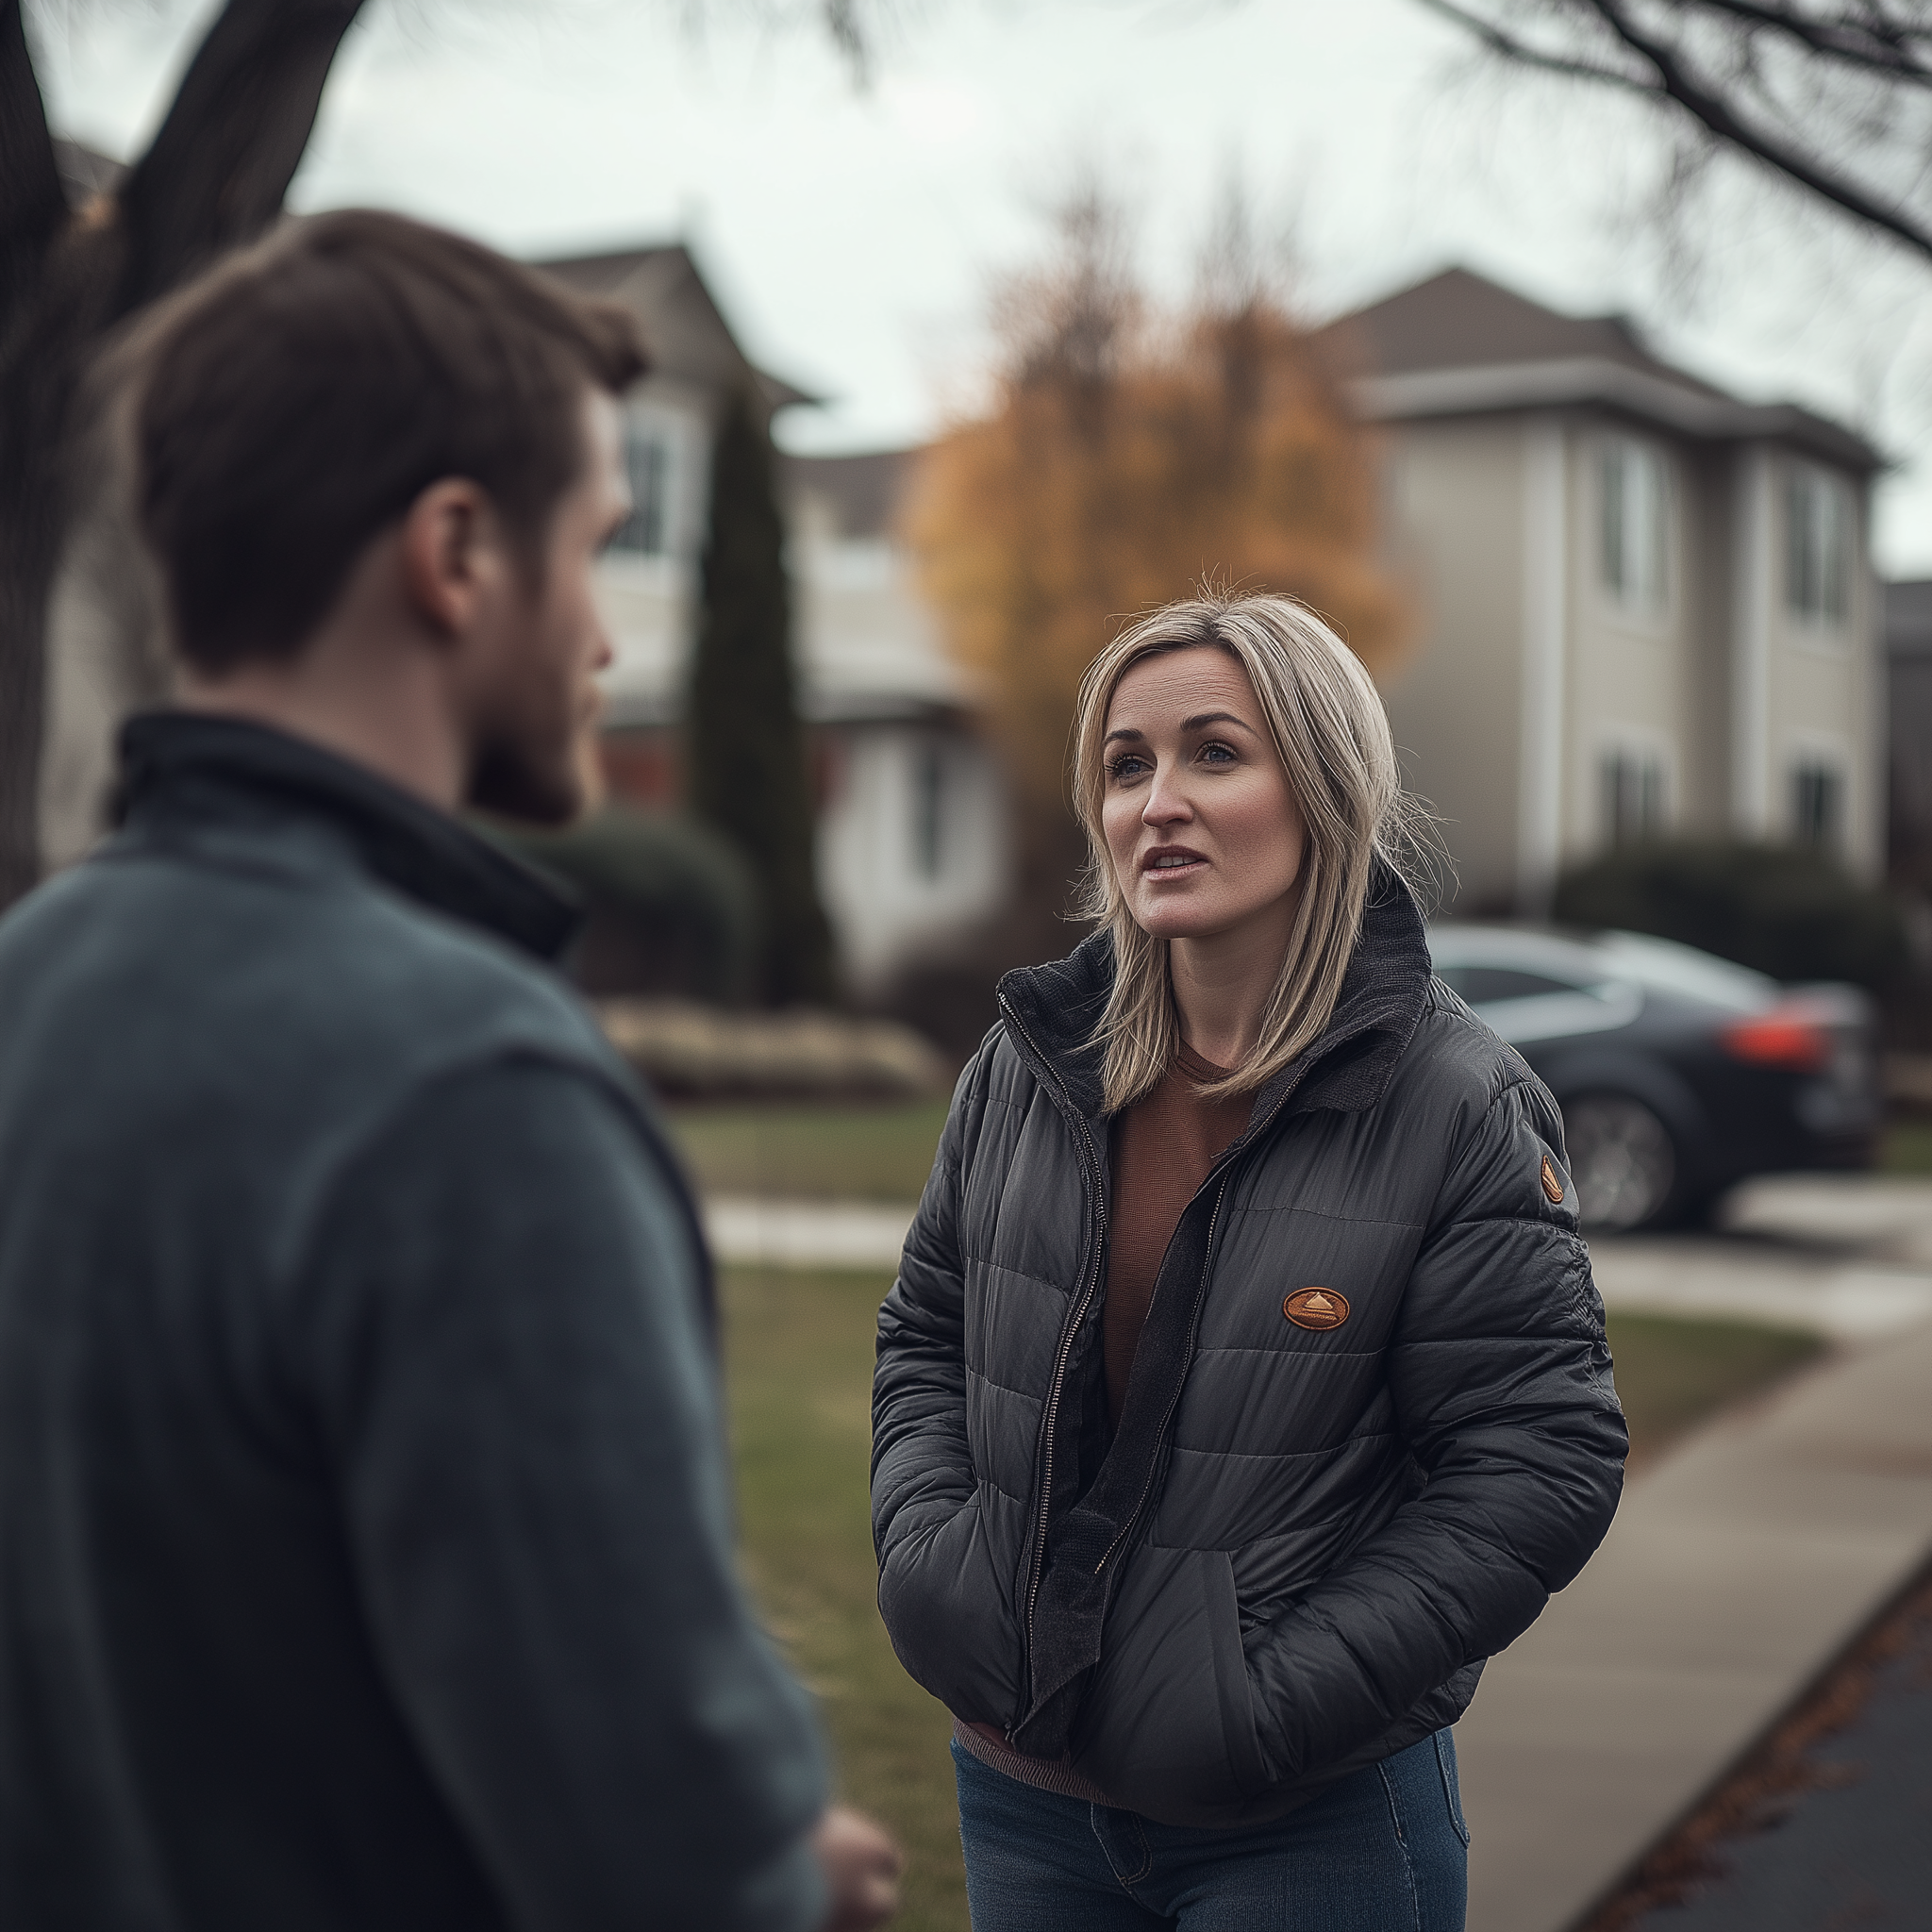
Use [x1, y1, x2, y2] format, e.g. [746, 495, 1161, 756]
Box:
[112, 710, 583, 963]
[996, 868, 1435, 1127]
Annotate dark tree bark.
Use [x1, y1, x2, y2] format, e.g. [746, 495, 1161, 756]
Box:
[1416, 0, 1932, 263]
[687, 387, 839, 1006]
[0, 0, 367, 909]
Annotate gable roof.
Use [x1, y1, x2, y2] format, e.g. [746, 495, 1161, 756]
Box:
[1325, 266, 1881, 475]
[781, 448, 913, 541]
[1332, 267, 1726, 397]
[530, 242, 820, 414]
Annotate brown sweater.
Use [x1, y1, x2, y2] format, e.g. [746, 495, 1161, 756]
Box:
[1103, 1043, 1251, 1427]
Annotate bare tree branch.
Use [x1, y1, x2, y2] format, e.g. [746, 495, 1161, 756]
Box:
[1591, 0, 1932, 258]
[1421, 0, 1932, 265]
[1411, 0, 1658, 93]
[118, 0, 369, 313]
[0, 0, 64, 329]
[823, 0, 870, 78]
[1691, 2, 1932, 82]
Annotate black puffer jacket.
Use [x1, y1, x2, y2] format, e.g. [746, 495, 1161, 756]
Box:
[872, 880, 1626, 1828]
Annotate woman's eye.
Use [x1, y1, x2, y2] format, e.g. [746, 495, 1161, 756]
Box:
[1108, 754, 1151, 782]
[1199, 741, 1238, 765]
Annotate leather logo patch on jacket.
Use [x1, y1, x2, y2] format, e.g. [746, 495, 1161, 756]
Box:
[1284, 1288, 1350, 1331]
[1541, 1155, 1567, 1205]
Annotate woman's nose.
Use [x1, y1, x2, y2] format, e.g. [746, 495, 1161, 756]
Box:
[1141, 767, 1191, 824]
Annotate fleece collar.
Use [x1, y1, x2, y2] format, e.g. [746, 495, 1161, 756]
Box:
[112, 711, 583, 963]
[996, 868, 1435, 1128]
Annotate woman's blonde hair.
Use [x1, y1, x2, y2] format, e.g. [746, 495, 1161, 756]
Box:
[1072, 591, 1421, 1113]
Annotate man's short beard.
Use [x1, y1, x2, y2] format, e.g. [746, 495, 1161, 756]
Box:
[467, 732, 582, 826]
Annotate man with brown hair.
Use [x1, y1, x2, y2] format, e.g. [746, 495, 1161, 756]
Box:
[0, 210, 898, 1932]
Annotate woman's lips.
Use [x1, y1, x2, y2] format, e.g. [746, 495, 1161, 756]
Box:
[1141, 847, 1207, 878]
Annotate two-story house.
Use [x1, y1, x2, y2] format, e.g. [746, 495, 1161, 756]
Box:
[1335, 268, 1885, 914]
[533, 245, 1008, 991]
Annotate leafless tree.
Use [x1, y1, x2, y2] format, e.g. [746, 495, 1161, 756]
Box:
[0, 0, 374, 908]
[1414, 1, 1932, 263]
[0, 0, 877, 915]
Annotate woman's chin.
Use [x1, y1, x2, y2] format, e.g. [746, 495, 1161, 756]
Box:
[1132, 898, 1234, 942]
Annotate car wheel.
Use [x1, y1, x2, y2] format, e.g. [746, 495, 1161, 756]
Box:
[1563, 1093, 1677, 1232]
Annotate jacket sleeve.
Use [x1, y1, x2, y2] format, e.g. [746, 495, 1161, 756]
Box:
[296, 1057, 827, 1932]
[1242, 1073, 1627, 1782]
[870, 1049, 983, 1568]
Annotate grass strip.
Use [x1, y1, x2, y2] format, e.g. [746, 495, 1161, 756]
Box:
[670, 1099, 950, 1203]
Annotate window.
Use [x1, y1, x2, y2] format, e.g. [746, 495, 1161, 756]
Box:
[1446, 967, 1583, 1005]
[1791, 759, 1843, 850]
[1601, 746, 1666, 846]
[609, 427, 671, 556]
[909, 742, 945, 880]
[1785, 465, 1851, 625]
[1599, 437, 1669, 614]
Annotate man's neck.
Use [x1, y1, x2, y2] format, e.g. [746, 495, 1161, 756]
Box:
[178, 644, 466, 816]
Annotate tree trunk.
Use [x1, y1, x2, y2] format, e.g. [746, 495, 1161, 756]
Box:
[0, 0, 366, 912]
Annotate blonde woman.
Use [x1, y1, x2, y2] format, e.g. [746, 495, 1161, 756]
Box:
[871, 592, 1626, 1929]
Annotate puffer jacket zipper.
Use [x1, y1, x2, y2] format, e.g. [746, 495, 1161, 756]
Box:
[996, 992, 1359, 1712]
[994, 991, 1108, 1720]
[1089, 1064, 1314, 1581]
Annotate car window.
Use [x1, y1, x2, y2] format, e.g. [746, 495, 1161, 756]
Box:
[1443, 966, 1583, 1004]
[1585, 931, 1776, 1011]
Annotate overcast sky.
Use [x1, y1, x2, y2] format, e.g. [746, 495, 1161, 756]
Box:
[31, 0, 1932, 574]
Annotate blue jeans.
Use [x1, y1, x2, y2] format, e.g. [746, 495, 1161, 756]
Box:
[953, 1731, 1469, 1931]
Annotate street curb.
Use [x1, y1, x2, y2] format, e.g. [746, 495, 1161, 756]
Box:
[1457, 1319, 1932, 1932]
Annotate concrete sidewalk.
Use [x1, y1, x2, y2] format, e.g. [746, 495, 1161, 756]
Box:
[702, 1175, 1932, 1339]
[1457, 1314, 1932, 1932]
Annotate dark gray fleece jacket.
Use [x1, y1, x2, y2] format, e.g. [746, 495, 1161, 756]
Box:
[0, 714, 825, 1932]
[872, 878, 1627, 1827]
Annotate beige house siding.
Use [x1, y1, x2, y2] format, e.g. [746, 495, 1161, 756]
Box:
[1379, 418, 1530, 913]
[1379, 413, 1880, 910]
[1678, 444, 1740, 840]
[1758, 455, 1883, 874]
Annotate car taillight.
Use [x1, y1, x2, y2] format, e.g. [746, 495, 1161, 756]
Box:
[1719, 1004, 1832, 1072]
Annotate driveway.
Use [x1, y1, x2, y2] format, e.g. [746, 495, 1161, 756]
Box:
[1590, 1174, 1932, 1339]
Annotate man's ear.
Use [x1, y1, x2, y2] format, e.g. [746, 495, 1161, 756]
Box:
[399, 479, 499, 642]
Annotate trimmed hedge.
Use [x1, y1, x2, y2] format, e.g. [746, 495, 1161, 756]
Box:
[491, 806, 761, 1003]
[1551, 840, 1909, 991]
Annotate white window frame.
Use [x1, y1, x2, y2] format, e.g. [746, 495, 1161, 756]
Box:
[1783, 460, 1854, 644]
[1785, 734, 1850, 853]
[1595, 432, 1673, 626]
[907, 737, 947, 885]
[1594, 727, 1674, 848]
[602, 399, 707, 575]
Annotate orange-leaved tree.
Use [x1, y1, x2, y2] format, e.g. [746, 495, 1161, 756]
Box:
[906, 184, 1410, 958]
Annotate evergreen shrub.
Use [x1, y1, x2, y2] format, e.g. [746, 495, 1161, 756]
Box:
[494, 807, 760, 1003]
[1551, 839, 1909, 991]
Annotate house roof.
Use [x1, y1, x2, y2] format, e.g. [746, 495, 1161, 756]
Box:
[530, 243, 820, 414]
[781, 448, 914, 540]
[1325, 266, 1882, 475]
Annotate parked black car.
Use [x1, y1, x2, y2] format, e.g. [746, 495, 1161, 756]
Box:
[1425, 925, 1878, 1230]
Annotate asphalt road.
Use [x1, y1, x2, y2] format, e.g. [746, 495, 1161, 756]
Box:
[1607, 1570, 1932, 1932]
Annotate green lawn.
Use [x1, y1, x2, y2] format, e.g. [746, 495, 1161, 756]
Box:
[670, 1099, 951, 1202]
[723, 1268, 1824, 1931]
[724, 1266, 966, 1932]
[1603, 1311, 1822, 1464]
[1881, 1117, 1932, 1174]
